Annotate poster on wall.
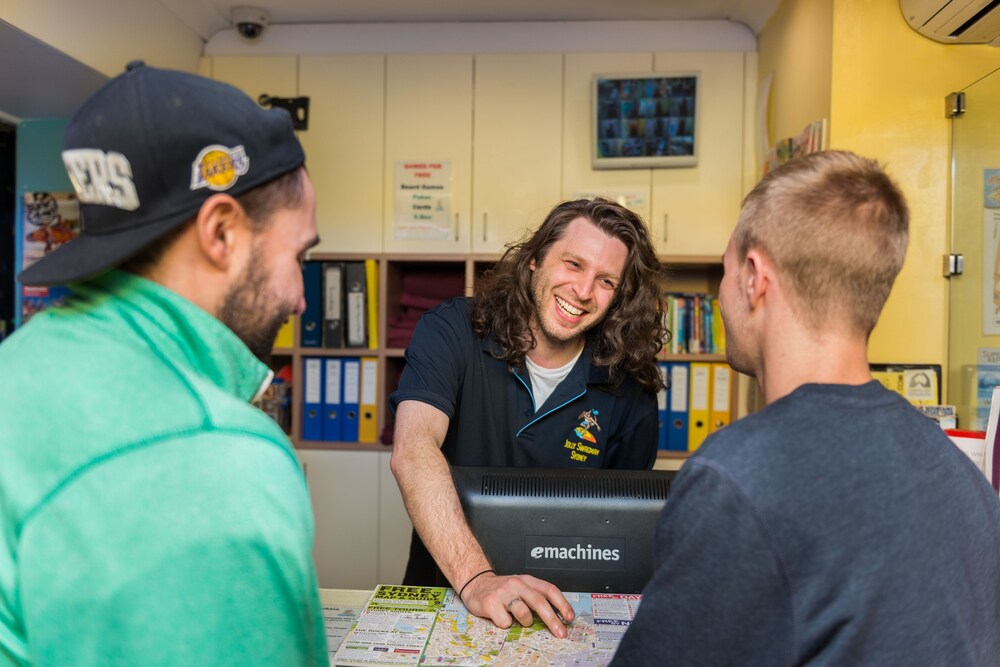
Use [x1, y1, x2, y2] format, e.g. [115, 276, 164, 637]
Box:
[983, 169, 1000, 334]
[20, 192, 81, 323]
[393, 161, 452, 241]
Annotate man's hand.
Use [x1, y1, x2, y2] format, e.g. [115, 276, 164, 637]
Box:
[390, 403, 574, 637]
[460, 571, 576, 638]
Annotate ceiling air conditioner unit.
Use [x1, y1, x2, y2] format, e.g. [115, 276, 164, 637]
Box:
[900, 0, 1000, 44]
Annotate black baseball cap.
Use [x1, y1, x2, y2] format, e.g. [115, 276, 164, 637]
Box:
[19, 60, 305, 287]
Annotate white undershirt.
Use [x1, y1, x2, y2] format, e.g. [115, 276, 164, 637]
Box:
[525, 347, 583, 411]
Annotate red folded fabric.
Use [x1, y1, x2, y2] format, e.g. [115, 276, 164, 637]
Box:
[398, 291, 448, 310]
[389, 320, 418, 334]
[393, 307, 426, 324]
[401, 272, 465, 300]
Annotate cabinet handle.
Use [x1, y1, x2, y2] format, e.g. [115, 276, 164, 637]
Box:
[455, 213, 460, 242]
[662, 213, 668, 243]
[483, 212, 488, 243]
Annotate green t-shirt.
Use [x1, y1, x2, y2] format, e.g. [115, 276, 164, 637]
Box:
[0, 270, 327, 666]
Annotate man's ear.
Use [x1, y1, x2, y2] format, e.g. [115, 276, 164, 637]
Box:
[743, 248, 770, 308]
[194, 193, 245, 271]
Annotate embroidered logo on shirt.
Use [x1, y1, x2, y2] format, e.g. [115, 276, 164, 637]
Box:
[575, 409, 601, 443]
[564, 409, 603, 463]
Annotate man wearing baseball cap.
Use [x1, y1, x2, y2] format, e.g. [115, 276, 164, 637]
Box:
[0, 61, 327, 664]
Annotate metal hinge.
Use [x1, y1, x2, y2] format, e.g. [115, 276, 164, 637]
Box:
[258, 95, 310, 130]
[946, 92, 966, 118]
[944, 253, 964, 277]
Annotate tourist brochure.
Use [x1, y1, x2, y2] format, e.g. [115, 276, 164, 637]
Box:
[331, 584, 641, 666]
[323, 603, 365, 663]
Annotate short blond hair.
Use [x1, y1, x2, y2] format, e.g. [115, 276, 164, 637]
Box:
[732, 151, 909, 336]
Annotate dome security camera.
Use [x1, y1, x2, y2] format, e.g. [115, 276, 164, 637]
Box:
[231, 6, 270, 41]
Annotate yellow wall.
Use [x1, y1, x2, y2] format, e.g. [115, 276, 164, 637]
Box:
[760, 0, 1000, 379]
[831, 0, 998, 369]
[1, 0, 202, 76]
[757, 0, 833, 146]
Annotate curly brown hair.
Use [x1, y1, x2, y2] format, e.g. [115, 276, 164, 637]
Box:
[471, 198, 667, 393]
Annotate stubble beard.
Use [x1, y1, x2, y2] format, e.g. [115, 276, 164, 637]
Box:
[219, 247, 292, 364]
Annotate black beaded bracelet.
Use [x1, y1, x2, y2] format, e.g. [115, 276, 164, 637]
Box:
[458, 568, 496, 602]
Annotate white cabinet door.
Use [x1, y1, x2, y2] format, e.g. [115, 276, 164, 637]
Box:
[298, 450, 414, 589]
[383, 55, 473, 253]
[472, 54, 563, 254]
[563, 53, 654, 224]
[298, 449, 380, 589]
[377, 451, 412, 584]
[300, 55, 385, 254]
[651, 51, 747, 257]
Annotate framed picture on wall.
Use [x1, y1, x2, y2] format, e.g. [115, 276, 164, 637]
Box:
[591, 72, 699, 170]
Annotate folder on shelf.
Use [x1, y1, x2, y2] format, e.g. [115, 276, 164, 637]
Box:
[688, 361, 711, 451]
[710, 362, 732, 432]
[345, 261, 368, 348]
[667, 362, 689, 452]
[302, 357, 324, 441]
[359, 356, 378, 443]
[657, 362, 669, 451]
[274, 317, 295, 349]
[322, 358, 343, 442]
[323, 261, 345, 348]
[341, 357, 361, 442]
[365, 259, 379, 350]
[301, 261, 323, 348]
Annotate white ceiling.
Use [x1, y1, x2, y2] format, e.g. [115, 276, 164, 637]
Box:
[158, 0, 783, 41]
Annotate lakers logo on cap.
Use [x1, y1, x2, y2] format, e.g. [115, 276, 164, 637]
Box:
[190, 144, 249, 191]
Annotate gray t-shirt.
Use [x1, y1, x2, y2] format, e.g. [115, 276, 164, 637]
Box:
[612, 381, 1000, 666]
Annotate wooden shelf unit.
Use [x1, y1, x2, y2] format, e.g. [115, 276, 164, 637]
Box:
[282, 253, 732, 460]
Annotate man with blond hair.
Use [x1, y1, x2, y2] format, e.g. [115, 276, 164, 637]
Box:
[613, 150, 1000, 665]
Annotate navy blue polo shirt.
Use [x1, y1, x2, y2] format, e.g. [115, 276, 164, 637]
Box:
[390, 298, 658, 585]
[389, 297, 658, 470]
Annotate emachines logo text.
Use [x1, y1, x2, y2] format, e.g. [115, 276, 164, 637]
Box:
[525, 536, 626, 572]
[530, 544, 620, 561]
